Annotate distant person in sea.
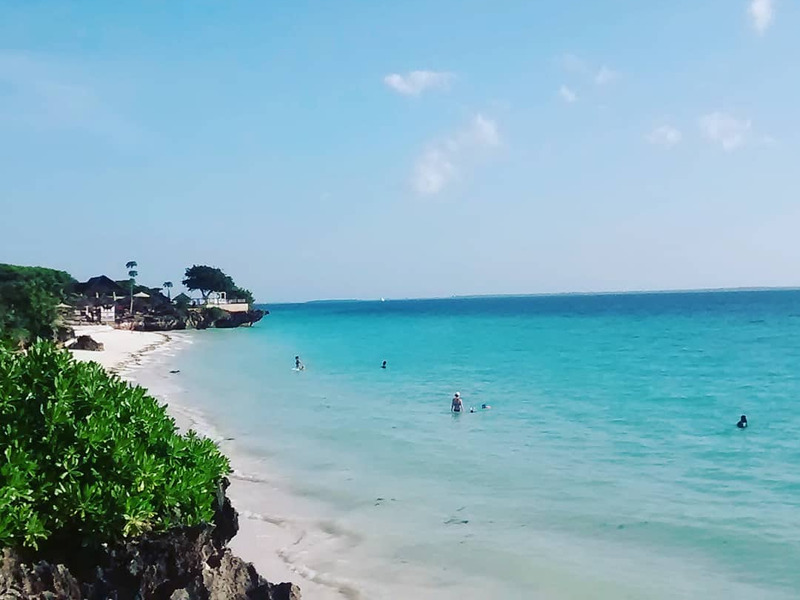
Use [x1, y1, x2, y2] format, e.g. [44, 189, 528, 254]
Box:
[737, 415, 748, 429]
[451, 392, 463, 413]
[481, 403, 491, 410]
[295, 356, 305, 371]
[381, 360, 387, 369]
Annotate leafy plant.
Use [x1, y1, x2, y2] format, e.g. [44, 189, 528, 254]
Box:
[0, 342, 230, 553]
[0, 264, 75, 344]
[182, 265, 255, 304]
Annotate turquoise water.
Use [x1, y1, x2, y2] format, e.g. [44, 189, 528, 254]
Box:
[155, 292, 800, 598]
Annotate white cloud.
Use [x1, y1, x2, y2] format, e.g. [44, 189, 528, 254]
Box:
[411, 114, 500, 195]
[595, 65, 620, 86]
[470, 113, 500, 146]
[413, 148, 456, 195]
[383, 70, 454, 96]
[699, 112, 752, 151]
[559, 85, 578, 103]
[749, 0, 774, 34]
[646, 125, 683, 147]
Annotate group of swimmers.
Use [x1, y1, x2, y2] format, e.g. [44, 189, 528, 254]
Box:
[295, 356, 747, 426]
[295, 356, 387, 371]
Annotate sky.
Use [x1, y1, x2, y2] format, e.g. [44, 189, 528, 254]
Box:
[1, 0, 798, 302]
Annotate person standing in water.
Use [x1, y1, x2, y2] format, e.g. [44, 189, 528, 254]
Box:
[295, 356, 304, 371]
[451, 392, 463, 413]
[737, 415, 748, 429]
[381, 360, 387, 369]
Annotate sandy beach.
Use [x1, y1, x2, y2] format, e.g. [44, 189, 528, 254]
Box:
[68, 325, 169, 372]
[68, 325, 345, 599]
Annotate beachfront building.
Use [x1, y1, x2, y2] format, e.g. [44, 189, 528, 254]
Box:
[198, 291, 250, 313]
[172, 292, 192, 306]
[76, 298, 117, 323]
[75, 275, 127, 300]
[73, 276, 127, 322]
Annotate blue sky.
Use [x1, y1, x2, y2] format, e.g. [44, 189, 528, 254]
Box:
[1, 0, 798, 302]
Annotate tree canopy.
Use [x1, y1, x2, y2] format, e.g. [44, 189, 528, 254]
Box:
[182, 265, 255, 304]
[0, 264, 75, 343]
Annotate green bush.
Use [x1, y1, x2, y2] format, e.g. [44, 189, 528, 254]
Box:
[0, 342, 231, 552]
[0, 263, 76, 344]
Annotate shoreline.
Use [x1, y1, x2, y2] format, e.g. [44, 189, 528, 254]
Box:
[68, 325, 172, 373]
[68, 325, 348, 600]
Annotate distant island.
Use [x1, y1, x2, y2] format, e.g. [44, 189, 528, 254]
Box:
[0, 262, 266, 346]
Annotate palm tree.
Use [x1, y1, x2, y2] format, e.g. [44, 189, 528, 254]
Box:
[163, 281, 173, 301]
[126, 261, 138, 314]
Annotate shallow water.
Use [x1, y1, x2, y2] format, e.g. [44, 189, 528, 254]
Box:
[138, 291, 800, 598]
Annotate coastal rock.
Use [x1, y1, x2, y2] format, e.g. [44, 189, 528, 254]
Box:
[0, 481, 300, 600]
[56, 325, 75, 344]
[129, 308, 266, 332]
[135, 314, 188, 332]
[69, 335, 104, 351]
[211, 309, 266, 329]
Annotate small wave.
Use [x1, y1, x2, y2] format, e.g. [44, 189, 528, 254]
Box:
[230, 470, 272, 485]
[239, 509, 287, 527]
[276, 549, 363, 600]
[315, 519, 364, 549]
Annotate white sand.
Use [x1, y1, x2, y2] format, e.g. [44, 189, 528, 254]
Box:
[68, 325, 168, 372]
[68, 325, 346, 599]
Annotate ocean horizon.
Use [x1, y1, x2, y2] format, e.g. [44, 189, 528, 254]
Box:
[277, 286, 800, 306]
[135, 289, 800, 599]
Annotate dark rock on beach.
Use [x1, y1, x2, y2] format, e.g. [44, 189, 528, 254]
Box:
[0, 480, 300, 600]
[56, 325, 75, 344]
[69, 335, 104, 351]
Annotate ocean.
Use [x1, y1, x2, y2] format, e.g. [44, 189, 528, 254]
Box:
[136, 291, 800, 599]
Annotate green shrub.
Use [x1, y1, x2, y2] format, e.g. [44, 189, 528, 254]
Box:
[0, 342, 231, 552]
[0, 264, 76, 344]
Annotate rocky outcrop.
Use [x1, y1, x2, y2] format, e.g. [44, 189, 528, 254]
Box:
[69, 335, 104, 351]
[207, 309, 266, 329]
[130, 309, 266, 332]
[136, 314, 188, 332]
[0, 480, 300, 600]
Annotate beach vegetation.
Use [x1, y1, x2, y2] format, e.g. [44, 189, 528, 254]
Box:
[0, 342, 231, 553]
[0, 264, 75, 344]
[182, 265, 256, 304]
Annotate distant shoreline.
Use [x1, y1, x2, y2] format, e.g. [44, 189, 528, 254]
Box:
[281, 286, 800, 306]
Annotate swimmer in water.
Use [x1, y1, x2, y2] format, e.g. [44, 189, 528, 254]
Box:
[737, 415, 748, 429]
[381, 360, 387, 369]
[295, 356, 305, 371]
[451, 392, 463, 413]
[481, 403, 491, 410]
